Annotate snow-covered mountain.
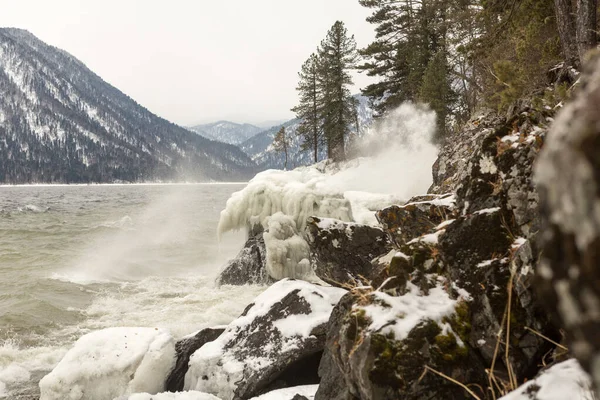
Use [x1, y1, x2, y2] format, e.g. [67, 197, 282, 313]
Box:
[241, 95, 374, 170]
[0, 28, 256, 183]
[188, 121, 262, 145]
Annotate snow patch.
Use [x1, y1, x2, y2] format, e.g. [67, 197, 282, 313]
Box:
[360, 282, 459, 340]
[120, 392, 221, 400]
[479, 156, 498, 174]
[248, 384, 319, 400]
[500, 359, 592, 400]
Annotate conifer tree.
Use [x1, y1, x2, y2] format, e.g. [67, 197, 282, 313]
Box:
[419, 50, 453, 142]
[291, 53, 322, 163]
[318, 21, 358, 162]
[272, 126, 289, 169]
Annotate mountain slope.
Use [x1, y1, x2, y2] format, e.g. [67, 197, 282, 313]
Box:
[188, 121, 262, 145]
[0, 28, 256, 183]
[241, 95, 373, 169]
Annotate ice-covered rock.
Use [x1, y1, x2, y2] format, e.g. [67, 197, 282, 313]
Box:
[305, 217, 391, 287]
[499, 359, 593, 400]
[166, 327, 226, 392]
[263, 213, 313, 281]
[217, 168, 353, 239]
[184, 279, 346, 400]
[39, 327, 176, 400]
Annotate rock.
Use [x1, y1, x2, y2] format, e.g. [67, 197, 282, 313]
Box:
[321, 284, 487, 400]
[376, 195, 455, 246]
[184, 280, 346, 400]
[166, 327, 226, 392]
[535, 52, 600, 392]
[39, 327, 176, 400]
[316, 106, 559, 399]
[217, 230, 271, 286]
[305, 217, 391, 287]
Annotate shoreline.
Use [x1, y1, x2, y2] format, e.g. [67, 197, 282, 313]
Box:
[0, 182, 249, 188]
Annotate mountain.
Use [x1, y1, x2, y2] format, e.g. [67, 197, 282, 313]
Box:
[188, 121, 262, 145]
[0, 28, 256, 184]
[241, 95, 373, 170]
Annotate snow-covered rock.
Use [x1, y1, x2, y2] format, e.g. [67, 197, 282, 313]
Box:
[305, 216, 391, 287]
[184, 279, 346, 400]
[121, 391, 222, 400]
[500, 359, 593, 400]
[166, 327, 226, 392]
[216, 229, 271, 286]
[248, 384, 318, 400]
[39, 327, 176, 400]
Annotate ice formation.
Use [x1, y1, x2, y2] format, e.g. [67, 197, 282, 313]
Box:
[263, 212, 312, 280]
[217, 167, 353, 238]
[39, 327, 176, 400]
[184, 279, 346, 399]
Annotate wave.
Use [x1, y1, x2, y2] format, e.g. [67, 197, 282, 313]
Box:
[17, 204, 49, 213]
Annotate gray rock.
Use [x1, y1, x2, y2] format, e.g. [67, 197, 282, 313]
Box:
[535, 51, 600, 393]
[216, 231, 272, 286]
[305, 217, 391, 287]
[166, 327, 225, 392]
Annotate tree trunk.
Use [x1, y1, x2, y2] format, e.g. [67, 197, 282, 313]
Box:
[554, 0, 580, 67]
[576, 0, 598, 64]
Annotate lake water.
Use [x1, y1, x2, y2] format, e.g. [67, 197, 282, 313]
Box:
[0, 184, 266, 399]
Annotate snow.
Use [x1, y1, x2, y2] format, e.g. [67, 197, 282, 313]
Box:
[38, 327, 176, 400]
[500, 359, 593, 400]
[184, 280, 345, 399]
[120, 392, 221, 400]
[474, 207, 501, 215]
[263, 213, 312, 280]
[479, 156, 498, 174]
[435, 219, 455, 230]
[359, 282, 460, 340]
[407, 229, 446, 245]
[248, 384, 319, 400]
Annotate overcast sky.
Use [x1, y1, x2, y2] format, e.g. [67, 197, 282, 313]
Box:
[1, 0, 376, 126]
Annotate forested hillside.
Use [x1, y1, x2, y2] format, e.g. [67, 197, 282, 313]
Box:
[0, 28, 257, 184]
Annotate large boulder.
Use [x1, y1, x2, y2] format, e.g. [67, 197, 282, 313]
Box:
[305, 217, 391, 287]
[184, 280, 346, 400]
[39, 327, 176, 400]
[535, 53, 600, 392]
[166, 327, 226, 392]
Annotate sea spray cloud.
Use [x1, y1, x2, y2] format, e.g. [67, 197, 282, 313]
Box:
[327, 102, 439, 197]
[218, 102, 439, 238]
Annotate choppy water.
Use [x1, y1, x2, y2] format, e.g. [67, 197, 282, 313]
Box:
[0, 184, 266, 399]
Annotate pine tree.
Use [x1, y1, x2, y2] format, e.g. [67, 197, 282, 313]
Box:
[272, 126, 289, 169]
[419, 50, 453, 142]
[318, 21, 358, 162]
[291, 53, 323, 163]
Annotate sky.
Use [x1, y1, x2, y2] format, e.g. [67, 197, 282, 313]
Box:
[0, 0, 377, 127]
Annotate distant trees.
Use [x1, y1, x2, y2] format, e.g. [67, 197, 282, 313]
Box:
[554, 0, 597, 67]
[272, 126, 290, 169]
[292, 21, 359, 162]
